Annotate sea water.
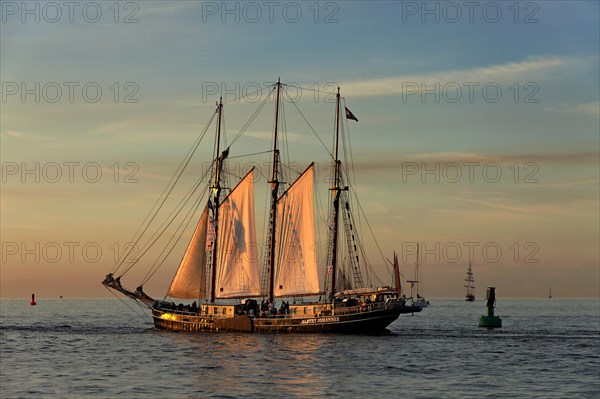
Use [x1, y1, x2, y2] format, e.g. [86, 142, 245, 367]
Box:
[1, 298, 598, 398]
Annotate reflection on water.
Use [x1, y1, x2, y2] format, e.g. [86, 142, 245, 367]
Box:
[165, 332, 331, 398]
[1, 299, 598, 398]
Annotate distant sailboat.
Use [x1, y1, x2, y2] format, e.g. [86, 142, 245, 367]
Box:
[465, 262, 475, 301]
[548, 287, 552, 299]
[29, 293, 36, 306]
[407, 243, 429, 308]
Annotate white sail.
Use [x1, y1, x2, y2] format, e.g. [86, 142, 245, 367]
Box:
[215, 169, 261, 298]
[274, 164, 320, 297]
[167, 205, 209, 299]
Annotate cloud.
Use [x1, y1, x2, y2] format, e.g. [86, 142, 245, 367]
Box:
[537, 178, 600, 188]
[352, 151, 599, 172]
[450, 197, 572, 216]
[339, 56, 580, 98]
[542, 102, 600, 116]
[1, 130, 52, 142]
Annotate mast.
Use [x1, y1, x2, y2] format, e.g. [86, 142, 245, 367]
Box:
[406, 243, 420, 298]
[210, 97, 224, 303]
[267, 79, 282, 304]
[415, 243, 420, 297]
[393, 252, 402, 297]
[329, 87, 342, 300]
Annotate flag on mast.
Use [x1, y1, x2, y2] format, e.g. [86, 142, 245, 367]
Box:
[345, 107, 358, 122]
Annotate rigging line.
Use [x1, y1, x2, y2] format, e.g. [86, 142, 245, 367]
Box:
[119, 164, 214, 277]
[119, 163, 213, 278]
[347, 176, 393, 280]
[130, 292, 156, 324]
[340, 116, 365, 259]
[227, 150, 273, 159]
[134, 165, 213, 266]
[342, 98, 358, 188]
[113, 111, 216, 275]
[281, 96, 291, 189]
[142, 187, 207, 285]
[222, 169, 245, 182]
[122, 175, 207, 279]
[352, 208, 384, 287]
[283, 86, 334, 160]
[114, 111, 215, 275]
[287, 84, 338, 98]
[229, 86, 276, 148]
[212, 111, 218, 168]
[222, 84, 272, 105]
[222, 107, 228, 149]
[141, 183, 209, 285]
[220, 82, 337, 107]
[129, 164, 213, 275]
[227, 81, 336, 102]
[103, 285, 153, 326]
[260, 161, 270, 295]
[314, 174, 328, 223]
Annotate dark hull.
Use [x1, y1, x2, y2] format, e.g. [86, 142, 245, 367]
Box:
[152, 307, 403, 334]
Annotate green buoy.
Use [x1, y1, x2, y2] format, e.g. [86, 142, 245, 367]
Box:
[479, 286, 502, 328]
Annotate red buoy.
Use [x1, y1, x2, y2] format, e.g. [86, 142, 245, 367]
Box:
[30, 293, 37, 306]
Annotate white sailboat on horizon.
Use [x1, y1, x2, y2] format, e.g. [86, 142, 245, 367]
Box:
[407, 243, 430, 308]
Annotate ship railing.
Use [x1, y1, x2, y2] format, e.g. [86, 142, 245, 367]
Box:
[155, 305, 199, 317]
[265, 314, 290, 319]
[333, 303, 385, 315]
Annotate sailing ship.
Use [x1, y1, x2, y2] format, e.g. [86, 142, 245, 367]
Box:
[465, 261, 475, 301]
[407, 243, 430, 308]
[103, 80, 415, 333]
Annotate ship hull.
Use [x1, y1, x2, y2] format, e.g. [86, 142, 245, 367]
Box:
[152, 307, 403, 334]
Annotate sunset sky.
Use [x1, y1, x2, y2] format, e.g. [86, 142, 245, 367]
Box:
[1, 1, 598, 298]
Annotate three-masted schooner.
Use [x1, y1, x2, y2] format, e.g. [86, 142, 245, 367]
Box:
[465, 261, 475, 301]
[103, 80, 413, 333]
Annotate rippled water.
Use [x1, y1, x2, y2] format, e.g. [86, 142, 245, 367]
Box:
[1, 298, 598, 398]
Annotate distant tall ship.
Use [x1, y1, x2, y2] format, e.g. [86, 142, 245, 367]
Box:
[103, 80, 416, 333]
[465, 262, 475, 301]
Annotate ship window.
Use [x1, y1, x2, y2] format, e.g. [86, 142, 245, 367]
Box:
[303, 307, 307, 314]
[313, 307, 317, 314]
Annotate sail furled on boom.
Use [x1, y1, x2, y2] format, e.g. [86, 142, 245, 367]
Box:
[274, 164, 320, 297]
[215, 169, 261, 299]
[167, 205, 210, 299]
